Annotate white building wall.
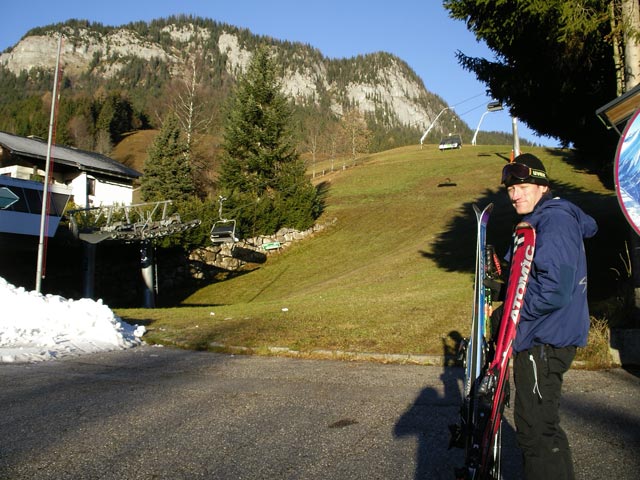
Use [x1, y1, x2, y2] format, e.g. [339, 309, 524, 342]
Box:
[69, 173, 134, 208]
[93, 177, 134, 206]
[1, 167, 135, 208]
[70, 174, 88, 206]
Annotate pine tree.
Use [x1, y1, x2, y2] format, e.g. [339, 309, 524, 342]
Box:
[443, 0, 619, 157]
[141, 115, 194, 203]
[218, 46, 320, 237]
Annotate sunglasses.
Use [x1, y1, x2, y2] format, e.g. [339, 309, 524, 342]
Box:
[501, 162, 547, 184]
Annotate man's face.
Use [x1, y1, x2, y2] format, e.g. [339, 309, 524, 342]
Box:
[506, 183, 548, 215]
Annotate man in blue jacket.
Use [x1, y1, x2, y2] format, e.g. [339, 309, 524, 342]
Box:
[501, 153, 597, 480]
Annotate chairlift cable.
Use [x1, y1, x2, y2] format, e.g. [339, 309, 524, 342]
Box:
[451, 92, 485, 108]
[457, 102, 488, 117]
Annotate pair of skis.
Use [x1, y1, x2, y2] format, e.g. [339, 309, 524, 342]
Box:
[451, 204, 536, 480]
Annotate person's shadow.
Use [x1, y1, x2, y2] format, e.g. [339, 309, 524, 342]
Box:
[394, 331, 522, 479]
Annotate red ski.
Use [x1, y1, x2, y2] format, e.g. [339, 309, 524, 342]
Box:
[477, 221, 536, 478]
[454, 221, 536, 479]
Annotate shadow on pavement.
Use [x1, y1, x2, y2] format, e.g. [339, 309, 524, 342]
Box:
[394, 329, 523, 479]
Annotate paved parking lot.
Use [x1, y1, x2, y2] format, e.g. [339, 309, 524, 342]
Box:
[0, 346, 638, 479]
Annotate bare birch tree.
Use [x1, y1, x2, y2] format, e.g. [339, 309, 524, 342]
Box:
[173, 58, 213, 159]
[340, 109, 371, 168]
[171, 55, 215, 197]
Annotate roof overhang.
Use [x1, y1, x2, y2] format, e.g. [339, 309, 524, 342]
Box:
[8, 149, 138, 182]
[596, 83, 640, 135]
[0, 131, 141, 181]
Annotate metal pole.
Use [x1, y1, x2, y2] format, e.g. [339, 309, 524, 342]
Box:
[512, 116, 521, 158]
[82, 241, 96, 299]
[420, 107, 453, 148]
[472, 111, 489, 146]
[36, 33, 62, 293]
[141, 240, 156, 308]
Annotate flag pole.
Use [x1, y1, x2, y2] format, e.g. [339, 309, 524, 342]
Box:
[36, 33, 63, 293]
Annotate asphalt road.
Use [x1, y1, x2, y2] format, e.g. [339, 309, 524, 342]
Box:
[0, 346, 638, 479]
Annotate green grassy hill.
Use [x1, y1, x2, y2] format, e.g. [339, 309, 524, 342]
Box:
[117, 144, 628, 360]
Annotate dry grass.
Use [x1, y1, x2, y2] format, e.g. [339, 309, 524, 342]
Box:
[116, 143, 628, 364]
[111, 130, 158, 172]
[575, 317, 615, 369]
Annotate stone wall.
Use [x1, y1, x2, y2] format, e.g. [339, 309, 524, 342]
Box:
[153, 219, 337, 299]
[189, 220, 336, 274]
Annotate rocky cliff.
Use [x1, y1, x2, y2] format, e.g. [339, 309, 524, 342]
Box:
[0, 18, 463, 137]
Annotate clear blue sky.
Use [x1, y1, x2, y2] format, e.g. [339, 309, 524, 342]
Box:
[1, 0, 553, 146]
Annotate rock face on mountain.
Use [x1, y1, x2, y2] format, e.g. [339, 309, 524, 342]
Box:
[0, 28, 179, 76]
[0, 20, 460, 136]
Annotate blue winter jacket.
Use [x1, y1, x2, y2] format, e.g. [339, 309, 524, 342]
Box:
[507, 194, 598, 352]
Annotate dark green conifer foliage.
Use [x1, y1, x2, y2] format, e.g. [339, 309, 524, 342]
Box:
[218, 46, 320, 238]
[443, 0, 619, 157]
[141, 115, 194, 203]
[95, 92, 134, 143]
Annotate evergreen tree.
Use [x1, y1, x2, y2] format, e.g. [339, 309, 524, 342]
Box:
[443, 0, 619, 159]
[95, 92, 134, 144]
[218, 46, 320, 237]
[141, 115, 194, 202]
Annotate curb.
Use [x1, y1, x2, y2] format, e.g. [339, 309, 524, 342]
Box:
[208, 342, 445, 365]
[200, 341, 636, 369]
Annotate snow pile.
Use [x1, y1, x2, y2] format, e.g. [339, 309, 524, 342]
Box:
[0, 276, 146, 363]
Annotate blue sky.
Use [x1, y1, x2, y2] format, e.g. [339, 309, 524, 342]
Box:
[0, 0, 553, 146]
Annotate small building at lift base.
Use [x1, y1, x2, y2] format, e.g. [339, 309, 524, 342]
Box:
[0, 130, 141, 237]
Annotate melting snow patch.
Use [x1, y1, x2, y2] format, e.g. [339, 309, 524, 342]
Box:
[0, 276, 145, 363]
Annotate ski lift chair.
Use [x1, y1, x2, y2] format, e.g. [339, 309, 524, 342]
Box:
[210, 219, 238, 244]
[210, 196, 239, 244]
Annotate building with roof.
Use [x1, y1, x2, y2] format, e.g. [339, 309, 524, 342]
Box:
[0, 130, 141, 237]
[0, 130, 141, 209]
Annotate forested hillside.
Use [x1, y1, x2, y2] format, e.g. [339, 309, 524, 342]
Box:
[0, 15, 527, 200]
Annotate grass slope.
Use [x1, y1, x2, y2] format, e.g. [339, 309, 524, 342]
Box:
[111, 130, 157, 172]
[117, 144, 628, 361]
